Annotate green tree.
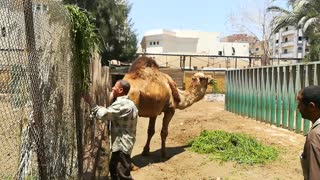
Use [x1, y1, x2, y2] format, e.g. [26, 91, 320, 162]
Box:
[63, 0, 138, 64]
[268, 0, 320, 61]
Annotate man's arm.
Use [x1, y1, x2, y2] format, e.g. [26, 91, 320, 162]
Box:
[308, 131, 320, 180]
[82, 93, 106, 119]
[308, 135, 320, 179]
[82, 93, 122, 120]
[83, 94, 97, 108]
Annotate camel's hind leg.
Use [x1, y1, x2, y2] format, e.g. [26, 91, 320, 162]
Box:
[142, 116, 156, 156]
[161, 109, 174, 158]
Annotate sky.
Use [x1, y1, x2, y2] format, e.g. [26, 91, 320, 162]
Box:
[128, 0, 287, 42]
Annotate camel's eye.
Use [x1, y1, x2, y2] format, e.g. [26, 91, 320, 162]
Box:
[199, 77, 206, 81]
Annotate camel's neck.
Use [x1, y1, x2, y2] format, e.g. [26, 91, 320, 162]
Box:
[176, 88, 206, 110]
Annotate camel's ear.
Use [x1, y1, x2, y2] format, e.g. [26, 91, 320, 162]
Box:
[205, 75, 214, 82]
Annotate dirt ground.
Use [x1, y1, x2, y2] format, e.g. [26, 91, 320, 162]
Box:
[130, 99, 305, 180]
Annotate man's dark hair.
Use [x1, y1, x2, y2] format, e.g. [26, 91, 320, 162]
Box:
[301, 85, 320, 108]
[118, 79, 131, 94]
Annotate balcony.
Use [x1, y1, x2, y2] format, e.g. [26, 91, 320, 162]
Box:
[281, 41, 295, 47]
[281, 29, 296, 36]
[281, 52, 294, 58]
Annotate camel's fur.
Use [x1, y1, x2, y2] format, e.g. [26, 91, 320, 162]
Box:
[123, 56, 210, 157]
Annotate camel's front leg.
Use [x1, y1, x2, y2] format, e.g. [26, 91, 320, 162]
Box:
[161, 109, 174, 158]
[142, 117, 156, 156]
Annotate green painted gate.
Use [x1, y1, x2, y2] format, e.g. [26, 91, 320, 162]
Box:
[225, 62, 320, 134]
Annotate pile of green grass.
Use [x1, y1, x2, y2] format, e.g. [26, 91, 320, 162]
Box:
[188, 130, 279, 165]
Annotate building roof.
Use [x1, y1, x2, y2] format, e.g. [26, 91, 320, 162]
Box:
[143, 29, 220, 39]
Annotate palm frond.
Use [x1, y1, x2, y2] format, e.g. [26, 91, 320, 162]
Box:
[267, 6, 291, 14]
[270, 15, 297, 33]
[293, 0, 309, 10]
[298, 16, 308, 27]
[303, 17, 320, 32]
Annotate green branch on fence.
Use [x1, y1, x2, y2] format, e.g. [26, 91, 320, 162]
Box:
[66, 5, 100, 92]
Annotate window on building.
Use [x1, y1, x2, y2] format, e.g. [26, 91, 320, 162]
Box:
[153, 41, 156, 45]
[149, 42, 152, 46]
[36, 4, 41, 11]
[1, 27, 6, 37]
[298, 36, 302, 41]
[157, 41, 159, 45]
[298, 47, 303, 52]
[275, 39, 279, 43]
[285, 27, 289, 31]
[218, 51, 222, 56]
[284, 37, 288, 42]
[275, 49, 279, 53]
[43, 4, 48, 11]
[283, 49, 288, 54]
[255, 48, 259, 51]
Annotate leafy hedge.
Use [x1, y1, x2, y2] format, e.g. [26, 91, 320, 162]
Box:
[66, 5, 99, 92]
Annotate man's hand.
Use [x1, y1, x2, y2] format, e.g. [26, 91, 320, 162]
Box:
[82, 93, 96, 107]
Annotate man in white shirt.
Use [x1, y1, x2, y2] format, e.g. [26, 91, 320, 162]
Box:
[83, 79, 138, 180]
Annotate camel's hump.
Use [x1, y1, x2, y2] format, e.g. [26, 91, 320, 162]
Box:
[128, 56, 159, 73]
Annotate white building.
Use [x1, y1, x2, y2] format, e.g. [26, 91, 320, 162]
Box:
[139, 29, 249, 57]
[0, 0, 54, 51]
[269, 26, 309, 59]
[0, 3, 25, 50]
[138, 29, 251, 69]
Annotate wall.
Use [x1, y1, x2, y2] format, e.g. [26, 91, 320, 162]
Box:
[184, 71, 225, 94]
[225, 62, 320, 135]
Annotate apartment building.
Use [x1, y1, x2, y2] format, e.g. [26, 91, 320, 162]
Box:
[269, 26, 309, 59]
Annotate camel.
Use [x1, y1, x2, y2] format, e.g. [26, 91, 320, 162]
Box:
[122, 56, 211, 158]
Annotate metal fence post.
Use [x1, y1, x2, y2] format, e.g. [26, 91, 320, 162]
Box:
[23, 0, 47, 178]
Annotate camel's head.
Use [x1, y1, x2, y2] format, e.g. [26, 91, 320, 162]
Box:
[177, 72, 214, 109]
[188, 72, 213, 99]
[190, 72, 212, 88]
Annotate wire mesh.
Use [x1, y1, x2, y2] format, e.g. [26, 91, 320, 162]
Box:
[0, 0, 78, 178]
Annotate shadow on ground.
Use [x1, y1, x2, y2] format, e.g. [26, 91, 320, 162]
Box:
[131, 144, 190, 168]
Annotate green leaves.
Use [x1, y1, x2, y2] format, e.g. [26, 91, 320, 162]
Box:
[63, 0, 138, 64]
[66, 5, 100, 92]
[189, 130, 279, 165]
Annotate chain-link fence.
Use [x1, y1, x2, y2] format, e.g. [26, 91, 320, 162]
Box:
[0, 0, 80, 178]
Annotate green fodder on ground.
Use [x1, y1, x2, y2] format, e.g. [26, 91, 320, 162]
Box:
[188, 130, 279, 165]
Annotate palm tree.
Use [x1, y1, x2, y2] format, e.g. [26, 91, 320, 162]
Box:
[268, 0, 320, 61]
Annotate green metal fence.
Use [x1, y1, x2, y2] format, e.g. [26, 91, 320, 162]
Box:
[225, 62, 320, 135]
